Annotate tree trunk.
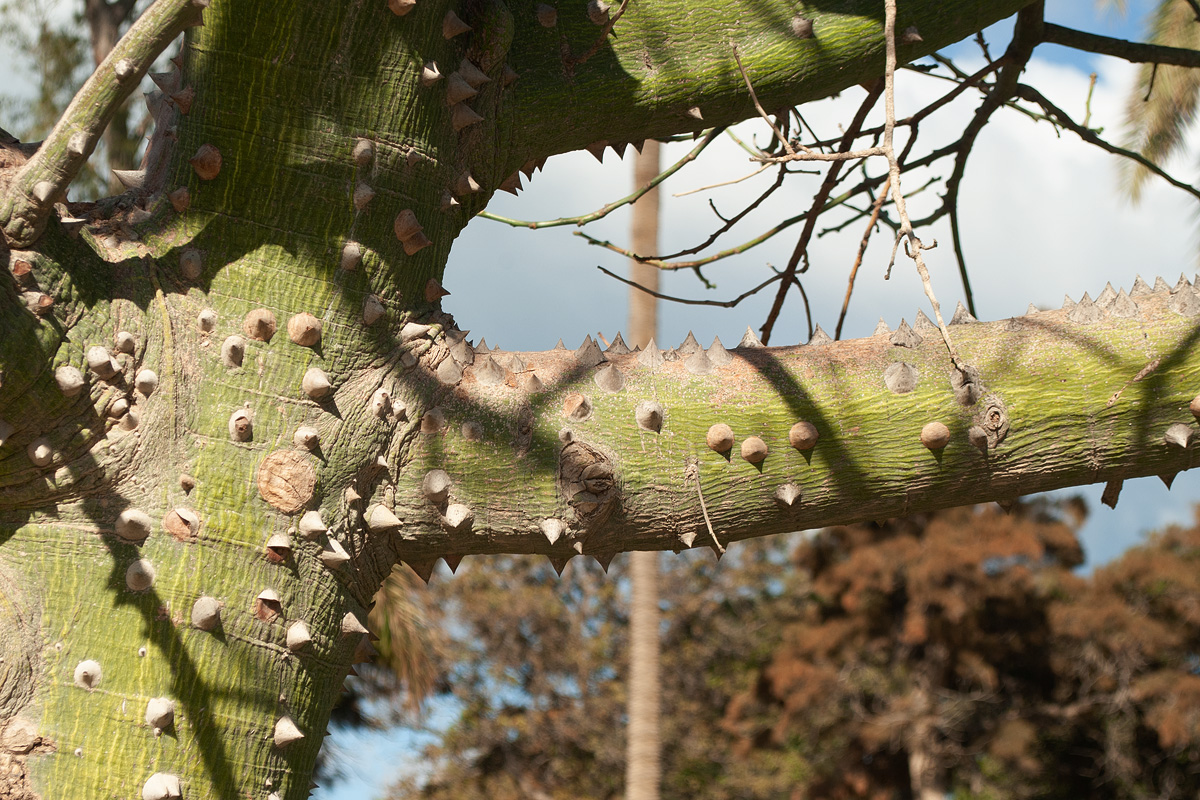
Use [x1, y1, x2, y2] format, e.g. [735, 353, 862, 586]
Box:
[625, 140, 661, 800]
[11, 0, 1179, 797]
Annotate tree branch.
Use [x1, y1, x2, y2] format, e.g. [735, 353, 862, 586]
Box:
[595, 265, 782, 307]
[1014, 84, 1200, 203]
[1042, 22, 1200, 67]
[0, 0, 204, 246]
[505, 0, 1038, 167]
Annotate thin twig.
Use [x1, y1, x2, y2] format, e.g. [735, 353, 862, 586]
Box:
[576, 176, 864, 270]
[882, 0, 963, 367]
[685, 462, 724, 555]
[794, 275, 814, 342]
[733, 45, 797, 156]
[756, 147, 887, 165]
[480, 129, 721, 228]
[836, 176, 890, 340]
[783, 58, 1006, 153]
[673, 164, 772, 196]
[975, 30, 993, 62]
[595, 265, 781, 307]
[1083, 71, 1097, 129]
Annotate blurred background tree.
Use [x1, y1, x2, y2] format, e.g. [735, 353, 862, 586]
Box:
[374, 500, 1200, 800]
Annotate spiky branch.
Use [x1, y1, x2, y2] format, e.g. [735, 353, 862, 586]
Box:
[0, 0, 204, 245]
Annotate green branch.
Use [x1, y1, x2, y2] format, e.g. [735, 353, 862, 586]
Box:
[0, 0, 205, 246]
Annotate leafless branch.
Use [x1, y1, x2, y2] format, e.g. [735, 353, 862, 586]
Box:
[1015, 83, 1200, 204]
[577, 176, 865, 270]
[480, 128, 721, 229]
[1042, 22, 1200, 67]
[806, 58, 1006, 150]
[595, 266, 782, 307]
[673, 164, 773, 197]
[836, 176, 890, 340]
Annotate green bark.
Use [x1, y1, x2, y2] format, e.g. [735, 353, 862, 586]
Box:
[15, 0, 1173, 797]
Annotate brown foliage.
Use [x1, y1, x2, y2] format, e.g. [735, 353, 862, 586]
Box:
[371, 502, 1200, 800]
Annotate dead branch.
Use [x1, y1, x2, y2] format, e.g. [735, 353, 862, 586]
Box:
[1042, 23, 1200, 68]
[836, 176, 890, 340]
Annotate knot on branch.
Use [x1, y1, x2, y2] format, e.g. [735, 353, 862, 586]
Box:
[557, 439, 619, 529]
[976, 395, 1011, 449]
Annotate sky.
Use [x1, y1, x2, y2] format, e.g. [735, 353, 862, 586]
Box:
[4, 1, 1200, 797]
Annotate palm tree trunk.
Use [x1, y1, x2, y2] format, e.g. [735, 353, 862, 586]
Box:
[626, 140, 662, 800]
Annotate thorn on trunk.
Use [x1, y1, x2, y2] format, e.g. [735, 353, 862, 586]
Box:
[1101, 479, 1123, 509]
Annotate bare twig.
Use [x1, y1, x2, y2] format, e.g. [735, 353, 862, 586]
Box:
[810, 58, 1006, 151]
[595, 266, 782, 307]
[480, 129, 721, 228]
[685, 462, 724, 556]
[1083, 72, 1098, 129]
[733, 45, 798, 156]
[882, 0, 966, 367]
[835, 176, 890, 340]
[756, 147, 887, 164]
[673, 164, 773, 197]
[759, 80, 884, 344]
[658, 167, 788, 258]
[577, 176, 865, 270]
[975, 31, 993, 62]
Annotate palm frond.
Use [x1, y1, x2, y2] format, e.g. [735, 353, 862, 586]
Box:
[1122, 0, 1200, 201]
[367, 564, 442, 714]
